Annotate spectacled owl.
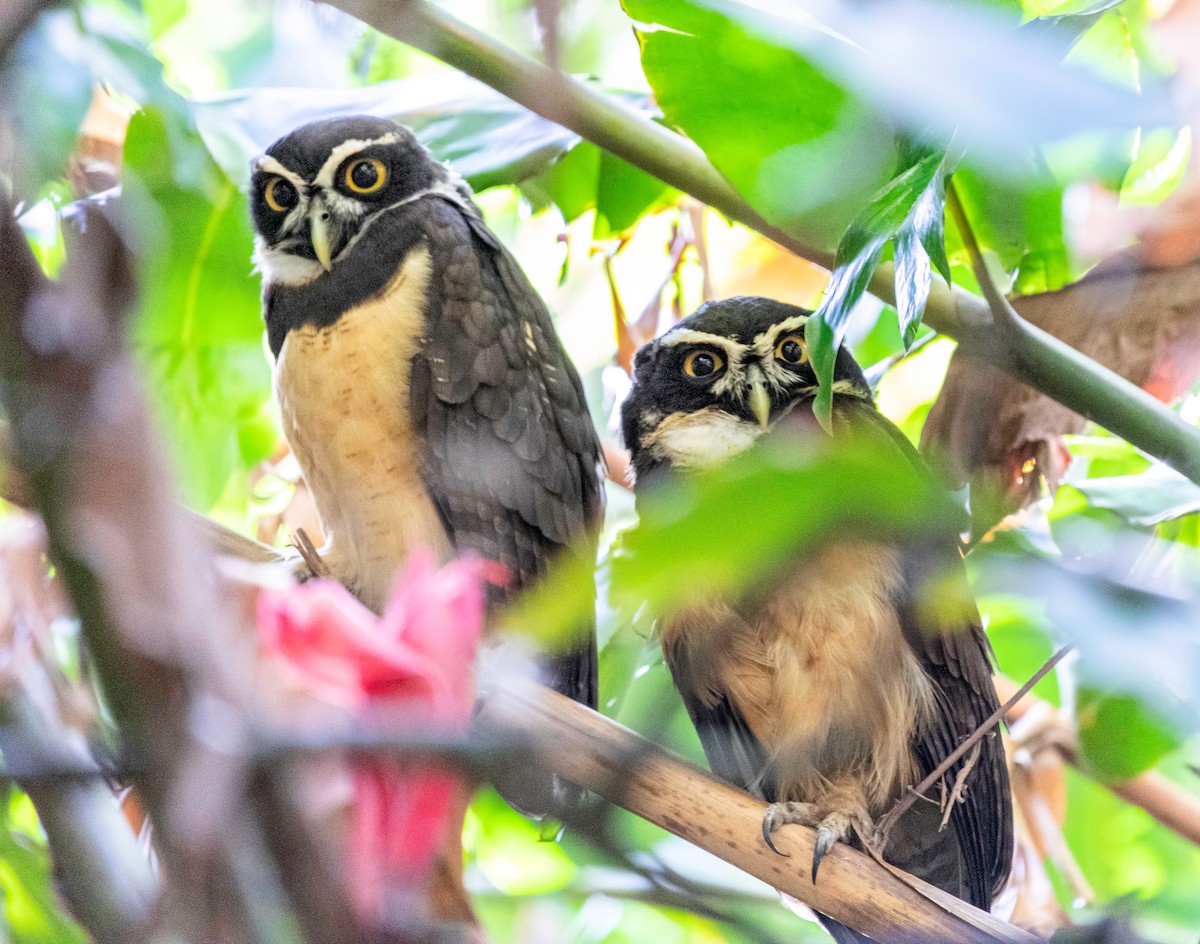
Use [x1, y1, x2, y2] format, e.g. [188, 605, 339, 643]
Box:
[620, 296, 1012, 941]
[249, 116, 604, 809]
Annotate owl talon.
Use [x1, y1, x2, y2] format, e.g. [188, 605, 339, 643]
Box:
[761, 801, 821, 858]
[811, 812, 854, 883]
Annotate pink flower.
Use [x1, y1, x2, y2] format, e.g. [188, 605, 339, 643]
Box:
[256, 551, 484, 917]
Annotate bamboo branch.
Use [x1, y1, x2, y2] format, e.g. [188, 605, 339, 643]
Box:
[319, 0, 1200, 486]
[996, 676, 1200, 847]
[478, 682, 1040, 944]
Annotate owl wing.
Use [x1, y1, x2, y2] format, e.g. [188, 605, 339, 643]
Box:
[409, 195, 604, 712]
[838, 397, 1013, 909]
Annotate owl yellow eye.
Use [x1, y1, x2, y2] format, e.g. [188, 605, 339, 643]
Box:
[264, 177, 298, 213]
[344, 158, 387, 194]
[775, 334, 808, 365]
[683, 349, 725, 379]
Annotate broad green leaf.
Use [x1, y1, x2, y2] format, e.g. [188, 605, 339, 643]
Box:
[190, 74, 656, 193]
[0, 789, 88, 944]
[522, 141, 676, 236]
[1121, 126, 1192, 206]
[948, 159, 1069, 293]
[1064, 433, 1153, 479]
[1077, 687, 1179, 780]
[807, 150, 946, 425]
[1063, 755, 1200, 926]
[975, 593, 1061, 705]
[512, 431, 963, 643]
[1053, 467, 1200, 528]
[3, 5, 166, 200]
[975, 552, 1200, 740]
[673, 0, 1172, 166]
[466, 790, 577, 895]
[1018, 0, 1127, 57]
[622, 0, 894, 248]
[124, 102, 274, 509]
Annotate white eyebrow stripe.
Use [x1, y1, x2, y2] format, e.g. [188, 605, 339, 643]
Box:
[252, 155, 308, 191]
[659, 329, 749, 358]
[750, 313, 810, 359]
[314, 133, 401, 188]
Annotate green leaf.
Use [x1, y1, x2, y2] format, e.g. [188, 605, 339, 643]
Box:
[522, 141, 675, 235]
[3, 5, 167, 200]
[465, 790, 577, 895]
[948, 159, 1069, 293]
[622, 0, 895, 248]
[807, 150, 946, 425]
[1018, 0, 1127, 57]
[655, 0, 1172, 168]
[1054, 467, 1200, 528]
[189, 74, 651, 193]
[0, 789, 88, 944]
[512, 431, 964, 645]
[1077, 687, 1179, 781]
[975, 552, 1200, 742]
[123, 102, 275, 510]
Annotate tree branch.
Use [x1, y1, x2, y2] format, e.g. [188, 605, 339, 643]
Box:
[477, 682, 1041, 944]
[319, 0, 1200, 486]
[0, 694, 156, 944]
[996, 676, 1200, 847]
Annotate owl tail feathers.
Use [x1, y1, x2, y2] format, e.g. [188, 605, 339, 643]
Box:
[779, 894, 875, 944]
[490, 767, 588, 824]
[819, 916, 876, 944]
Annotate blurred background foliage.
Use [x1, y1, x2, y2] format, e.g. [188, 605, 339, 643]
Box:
[3, 0, 1200, 941]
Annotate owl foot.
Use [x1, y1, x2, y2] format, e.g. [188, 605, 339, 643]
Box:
[761, 802, 854, 883]
[761, 801, 819, 856]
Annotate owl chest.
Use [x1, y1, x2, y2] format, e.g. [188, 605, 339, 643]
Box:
[272, 249, 449, 611]
[664, 540, 930, 806]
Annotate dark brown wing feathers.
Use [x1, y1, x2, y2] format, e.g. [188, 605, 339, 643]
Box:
[411, 196, 603, 709]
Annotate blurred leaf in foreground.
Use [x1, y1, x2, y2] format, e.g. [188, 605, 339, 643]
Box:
[976, 550, 1200, 777]
[511, 432, 963, 645]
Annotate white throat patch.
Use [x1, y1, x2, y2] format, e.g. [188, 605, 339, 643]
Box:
[642, 407, 763, 470]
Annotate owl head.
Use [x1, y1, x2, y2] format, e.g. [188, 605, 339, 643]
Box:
[620, 296, 871, 481]
[249, 116, 456, 286]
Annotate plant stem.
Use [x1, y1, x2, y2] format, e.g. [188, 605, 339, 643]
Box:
[323, 0, 1200, 485]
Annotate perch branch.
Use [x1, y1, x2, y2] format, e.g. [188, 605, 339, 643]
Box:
[995, 676, 1200, 847]
[319, 0, 1200, 486]
[477, 682, 1040, 944]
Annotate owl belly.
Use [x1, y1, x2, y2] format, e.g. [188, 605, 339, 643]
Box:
[663, 540, 931, 814]
[273, 247, 450, 613]
[762, 541, 931, 811]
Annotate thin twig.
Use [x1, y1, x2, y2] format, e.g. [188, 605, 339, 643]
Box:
[877, 644, 1072, 841]
[292, 526, 330, 578]
[945, 179, 1022, 332]
[939, 741, 982, 831]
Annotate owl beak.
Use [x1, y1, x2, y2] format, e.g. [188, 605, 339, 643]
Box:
[749, 380, 771, 430]
[310, 209, 334, 271]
